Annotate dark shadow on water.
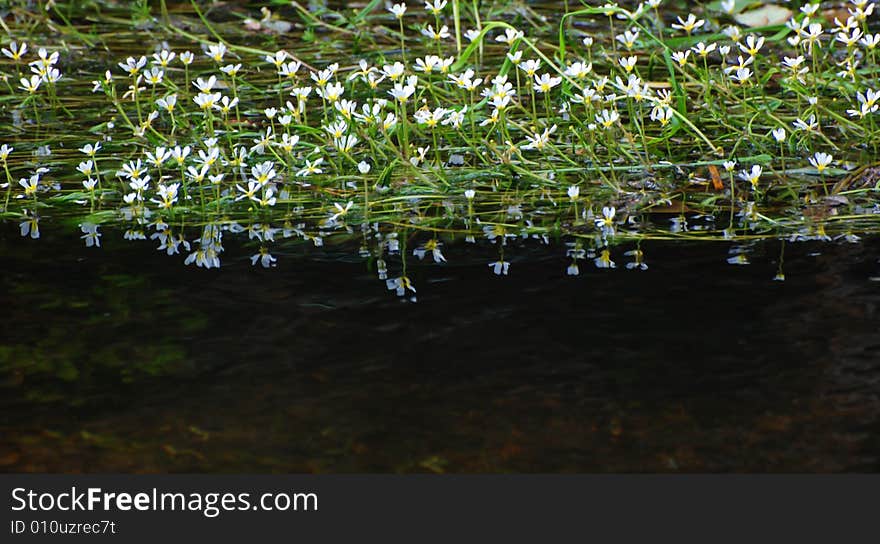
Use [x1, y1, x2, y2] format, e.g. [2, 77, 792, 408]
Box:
[2, 225, 880, 472]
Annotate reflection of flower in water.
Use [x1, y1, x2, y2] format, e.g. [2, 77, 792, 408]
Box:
[566, 241, 587, 260]
[489, 260, 510, 275]
[727, 245, 751, 265]
[19, 211, 39, 239]
[387, 276, 416, 301]
[670, 216, 688, 233]
[80, 222, 101, 247]
[625, 249, 648, 270]
[184, 224, 223, 269]
[483, 224, 515, 245]
[594, 248, 615, 269]
[251, 247, 277, 268]
[413, 239, 446, 263]
[150, 222, 190, 256]
[566, 240, 588, 276]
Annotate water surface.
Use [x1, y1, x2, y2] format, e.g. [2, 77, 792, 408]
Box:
[2, 225, 880, 472]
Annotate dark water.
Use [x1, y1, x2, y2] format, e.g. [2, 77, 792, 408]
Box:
[2, 225, 880, 472]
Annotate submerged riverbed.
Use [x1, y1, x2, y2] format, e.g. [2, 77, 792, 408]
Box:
[2, 224, 879, 472]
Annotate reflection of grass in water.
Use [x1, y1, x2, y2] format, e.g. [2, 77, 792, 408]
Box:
[1, 1, 880, 289]
[0, 252, 205, 406]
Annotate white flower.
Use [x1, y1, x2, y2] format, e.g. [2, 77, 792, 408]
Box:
[564, 61, 592, 79]
[739, 165, 762, 189]
[567, 185, 580, 201]
[152, 49, 176, 67]
[792, 115, 818, 132]
[442, 107, 466, 128]
[731, 67, 753, 84]
[410, 146, 430, 166]
[739, 35, 765, 56]
[19, 75, 41, 93]
[76, 160, 94, 177]
[521, 124, 557, 150]
[2, 41, 28, 61]
[691, 42, 717, 57]
[381, 112, 398, 131]
[389, 81, 416, 103]
[388, 3, 407, 18]
[518, 59, 541, 76]
[799, 2, 821, 15]
[333, 134, 358, 152]
[358, 161, 371, 174]
[328, 201, 353, 222]
[595, 206, 616, 229]
[424, 0, 447, 15]
[618, 55, 638, 72]
[117, 55, 146, 75]
[151, 183, 180, 209]
[421, 24, 450, 40]
[193, 75, 217, 93]
[809, 152, 833, 173]
[317, 81, 345, 102]
[533, 73, 561, 93]
[296, 158, 324, 177]
[171, 145, 191, 165]
[495, 28, 524, 45]
[265, 50, 288, 68]
[156, 94, 177, 113]
[672, 50, 691, 66]
[671, 13, 704, 34]
[143, 66, 163, 85]
[219, 95, 239, 115]
[595, 109, 620, 129]
[194, 92, 221, 110]
[650, 105, 674, 126]
[207, 42, 227, 62]
[861, 33, 880, 49]
[18, 172, 40, 196]
[771, 128, 786, 142]
[616, 28, 640, 49]
[250, 187, 278, 207]
[381, 61, 405, 80]
[250, 161, 277, 185]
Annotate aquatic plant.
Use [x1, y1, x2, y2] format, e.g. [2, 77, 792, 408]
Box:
[1, 0, 880, 298]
